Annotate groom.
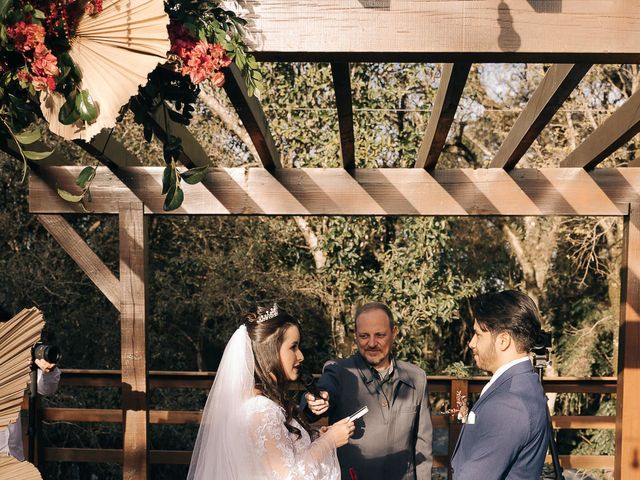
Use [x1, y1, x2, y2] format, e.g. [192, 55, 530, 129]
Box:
[451, 290, 550, 480]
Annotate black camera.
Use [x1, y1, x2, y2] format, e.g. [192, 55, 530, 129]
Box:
[32, 342, 62, 364]
[532, 330, 552, 352]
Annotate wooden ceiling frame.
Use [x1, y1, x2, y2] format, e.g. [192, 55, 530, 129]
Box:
[416, 63, 471, 170]
[6, 3, 640, 479]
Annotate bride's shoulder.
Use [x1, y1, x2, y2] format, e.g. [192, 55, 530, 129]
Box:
[243, 395, 284, 416]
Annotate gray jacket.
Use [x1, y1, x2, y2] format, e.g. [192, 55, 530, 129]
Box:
[303, 354, 433, 480]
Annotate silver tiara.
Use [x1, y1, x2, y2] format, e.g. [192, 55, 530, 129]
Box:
[256, 303, 279, 323]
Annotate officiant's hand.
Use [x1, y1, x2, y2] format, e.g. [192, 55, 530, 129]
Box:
[305, 390, 330, 415]
[326, 417, 355, 448]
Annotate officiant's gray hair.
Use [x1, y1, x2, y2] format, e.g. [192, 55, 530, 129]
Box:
[355, 302, 395, 330]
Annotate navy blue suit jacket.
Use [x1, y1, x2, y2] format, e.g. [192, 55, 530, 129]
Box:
[451, 360, 550, 480]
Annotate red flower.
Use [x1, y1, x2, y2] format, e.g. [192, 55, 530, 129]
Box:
[31, 44, 60, 78]
[7, 21, 45, 52]
[32, 75, 56, 92]
[210, 71, 225, 88]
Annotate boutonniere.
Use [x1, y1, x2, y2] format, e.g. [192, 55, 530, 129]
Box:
[443, 389, 470, 423]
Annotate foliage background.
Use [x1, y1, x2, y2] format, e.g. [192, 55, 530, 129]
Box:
[2, 62, 636, 479]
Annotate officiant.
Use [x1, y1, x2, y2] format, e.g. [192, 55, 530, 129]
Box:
[302, 302, 433, 480]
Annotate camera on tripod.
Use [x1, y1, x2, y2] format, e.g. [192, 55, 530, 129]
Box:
[32, 341, 62, 365]
[531, 330, 552, 370]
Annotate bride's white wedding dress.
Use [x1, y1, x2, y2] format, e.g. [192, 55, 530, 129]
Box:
[187, 325, 340, 479]
[244, 395, 339, 479]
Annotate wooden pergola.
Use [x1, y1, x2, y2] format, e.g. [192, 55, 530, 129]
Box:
[3, 1, 640, 478]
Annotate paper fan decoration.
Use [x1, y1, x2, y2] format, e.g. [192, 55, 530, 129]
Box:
[0, 308, 44, 431]
[40, 0, 170, 140]
[0, 454, 43, 480]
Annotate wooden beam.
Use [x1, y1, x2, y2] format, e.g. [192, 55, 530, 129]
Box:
[490, 64, 591, 170]
[119, 201, 149, 480]
[416, 63, 471, 170]
[36, 215, 120, 311]
[29, 167, 640, 216]
[222, 64, 281, 170]
[238, 1, 640, 62]
[561, 88, 640, 169]
[331, 62, 355, 170]
[615, 203, 640, 479]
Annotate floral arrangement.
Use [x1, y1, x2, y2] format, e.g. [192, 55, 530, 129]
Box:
[0, 0, 262, 210]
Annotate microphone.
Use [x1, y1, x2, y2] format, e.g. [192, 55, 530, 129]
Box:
[301, 371, 322, 399]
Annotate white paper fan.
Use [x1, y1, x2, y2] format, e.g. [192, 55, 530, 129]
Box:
[0, 308, 44, 431]
[40, 0, 170, 140]
[0, 454, 43, 480]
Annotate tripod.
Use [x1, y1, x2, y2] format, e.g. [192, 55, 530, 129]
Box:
[532, 347, 563, 480]
[27, 364, 38, 463]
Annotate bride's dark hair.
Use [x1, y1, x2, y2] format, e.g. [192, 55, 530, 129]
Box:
[245, 305, 308, 438]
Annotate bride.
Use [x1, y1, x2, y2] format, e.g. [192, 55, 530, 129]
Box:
[187, 304, 354, 479]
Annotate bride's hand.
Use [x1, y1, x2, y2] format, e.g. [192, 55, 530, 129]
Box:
[326, 417, 355, 448]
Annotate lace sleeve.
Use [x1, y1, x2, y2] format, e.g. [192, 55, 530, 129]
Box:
[247, 400, 340, 480]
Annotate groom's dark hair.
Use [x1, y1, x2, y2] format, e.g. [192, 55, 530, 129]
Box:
[472, 290, 541, 353]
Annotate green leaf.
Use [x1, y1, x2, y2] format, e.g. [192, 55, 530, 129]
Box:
[162, 165, 174, 195]
[75, 89, 98, 122]
[75, 166, 95, 188]
[0, 0, 10, 19]
[163, 184, 184, 211]
[59, 94, 80, 125]
[14, 127, 41, 145]
[22, 149, 53, 160]
[33, 9, 45, 20]
[57, 188, 84, 203]
[181, 166, 208, 185]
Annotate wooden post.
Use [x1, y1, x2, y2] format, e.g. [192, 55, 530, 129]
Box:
[615, 203, 640, 479]
[447, 378, 468, 480]
[119, 202, 149, 479]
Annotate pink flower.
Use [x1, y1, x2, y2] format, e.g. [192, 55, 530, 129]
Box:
[210, 71, 225, 88]
[32, 75, 56, 92]
[7, 21, 45, 52]
[31, 44, 60, 78]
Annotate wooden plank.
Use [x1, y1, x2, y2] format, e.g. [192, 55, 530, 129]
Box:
[44, 447, 122, 463]
[331, 62, 355, 170]
[416, 63, 471, 170]
[491, 64, 591, 170]
[119, 201, 149, 480]
[222, 63, 281, 170]
[561, 88, 640, 169]
[615, 203, 640, 479]
[551, 416, 615, 429]
[29, 167, 640, 216]
[235, 0, 640, 62]
[36, 215, 120, 311]
[551, 455, 615, 470]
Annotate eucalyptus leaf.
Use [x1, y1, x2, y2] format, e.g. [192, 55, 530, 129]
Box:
[57, 188, 84, 203]
[181, 166, 208, 185]
[75, 89, 98, 122]
[0, 0, 10, 19]
[75, 166, 95, 188]
[59, 94, 80, 125]
[14, 128, 41, 145]
[162, 165, 172, 195]
[22, 149, 53, 160]
[163, 184, 184, 211]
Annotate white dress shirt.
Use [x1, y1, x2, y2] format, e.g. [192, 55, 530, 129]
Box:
[0, 367, 61, 461]
[480, 356, 531, 398]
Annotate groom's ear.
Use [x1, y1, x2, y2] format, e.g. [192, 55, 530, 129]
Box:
[495, 331, 512, 352]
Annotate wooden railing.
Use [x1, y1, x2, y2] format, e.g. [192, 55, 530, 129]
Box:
[33, 370, 616, 471]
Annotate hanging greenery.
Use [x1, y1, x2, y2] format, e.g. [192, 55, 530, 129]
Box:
[0, 0, 262, 210]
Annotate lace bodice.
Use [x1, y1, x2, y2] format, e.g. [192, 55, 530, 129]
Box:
[243, 396, 340, 480]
